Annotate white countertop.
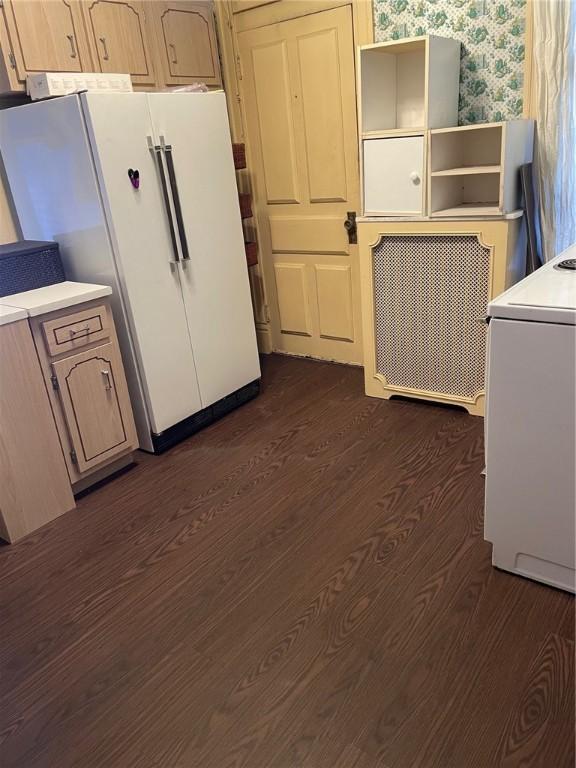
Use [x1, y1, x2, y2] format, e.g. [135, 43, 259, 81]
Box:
[0, 304, 28, 327]
[0, 281, 112, 318]
[489, 244, 576, 325]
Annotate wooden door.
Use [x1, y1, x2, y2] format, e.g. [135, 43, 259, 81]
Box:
[2, 0, 92, 87]
[237, 5, 362, 364]
[83, 0, 157, 86]
[149, 1, 221, 87]
[52, 342, 137, 474]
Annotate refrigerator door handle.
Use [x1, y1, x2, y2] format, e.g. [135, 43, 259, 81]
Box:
[160, 135, 190, 262]
[147, 135, 180, 264]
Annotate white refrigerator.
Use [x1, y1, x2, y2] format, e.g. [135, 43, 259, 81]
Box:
[0, 92, 260, 452]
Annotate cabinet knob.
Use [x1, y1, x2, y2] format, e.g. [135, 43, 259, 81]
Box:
[409, 172, 421, 185]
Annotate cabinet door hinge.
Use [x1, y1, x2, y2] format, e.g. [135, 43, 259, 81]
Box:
[70, 448, 78, 465]
[50, 372, 59, 391]
[235, 54, 242, 81]
[8, 51, 16, 69]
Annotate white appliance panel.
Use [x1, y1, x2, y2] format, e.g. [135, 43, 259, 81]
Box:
[147, 92, 260, 407]
[81, 93, 203, 433]
[0, 95, 151, 446]
[363, 136, 424, 215]
[485, 317, 575, 592]
[489, 245, 576, 325]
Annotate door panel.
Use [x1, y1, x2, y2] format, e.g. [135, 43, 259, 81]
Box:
[274, 263, 311, 336]
[83, 0, 157, 86]
[315, 264, 354, 341]
[151, 1, 221, 86]
[238, 6, 362, 363]
[147, 92, 260, 407]
[4, 0, 90, 81]
[297, 27, 347, 203]
[363, 136, 425, 215]
[52, 342, 136, 474]
[81, 93, 202, 433]
[250, 40, 299, 204]
[269, 216, 349, 255]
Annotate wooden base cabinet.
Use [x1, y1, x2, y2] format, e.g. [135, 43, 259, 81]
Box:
[30, 298, 138, 488]
[0, 319, 75, 543]
[358, 217, 526, 416]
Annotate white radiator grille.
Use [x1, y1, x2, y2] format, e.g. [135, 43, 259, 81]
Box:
[372, 234, 491, 400]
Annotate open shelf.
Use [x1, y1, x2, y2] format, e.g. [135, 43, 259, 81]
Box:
[429, 172, 501, 218]
[431, 202, 502, 218]
[358, 35, 460, 134]
[430, 124, 503, 174]
[428, 121, 535, 217]
[431, 165, 501, 177]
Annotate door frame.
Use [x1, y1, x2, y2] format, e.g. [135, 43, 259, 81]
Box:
[215, 0, 374, 355]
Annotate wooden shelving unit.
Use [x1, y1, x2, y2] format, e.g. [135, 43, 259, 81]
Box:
[358, 36, 460, 134]
[428, 122, 534, 218]
[357, 35, 460, 217]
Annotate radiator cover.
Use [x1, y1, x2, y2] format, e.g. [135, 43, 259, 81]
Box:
[372, 234, 491, 402]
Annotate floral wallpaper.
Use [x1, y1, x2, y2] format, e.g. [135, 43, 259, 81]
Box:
[373, 0, 527, 124]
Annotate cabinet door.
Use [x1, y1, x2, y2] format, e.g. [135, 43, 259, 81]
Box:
[83, 0, 157, 86]
[1, 0, 92, 90]
[52, 342, 137, 474]
[363, 136, 425, 215]
[149, 1, 220, 87]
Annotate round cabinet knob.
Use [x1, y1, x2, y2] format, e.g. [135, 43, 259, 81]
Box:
[410, 172, 421, 185]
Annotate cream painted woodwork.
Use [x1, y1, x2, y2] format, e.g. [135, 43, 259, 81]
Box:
[82, 0, 157, 86]
[30, 297, 137, 486]
[237, 5, 362, 363]
[0, 319, 75, 543]
[147, 1, 221, 87]
[358, 218, 526, 416]
[0, 0, 92, 92]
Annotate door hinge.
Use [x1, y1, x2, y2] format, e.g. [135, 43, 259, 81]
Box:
[235, 54, 242, 81]
[70, 448, 78, 465]
[50, 372, 59, 391]
[8, 51, 16, 69]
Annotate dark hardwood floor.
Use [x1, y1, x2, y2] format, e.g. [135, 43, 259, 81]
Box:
[0, 355, 573, 768]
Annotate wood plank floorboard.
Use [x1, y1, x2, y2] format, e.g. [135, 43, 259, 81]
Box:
[0, 355, 573, 768]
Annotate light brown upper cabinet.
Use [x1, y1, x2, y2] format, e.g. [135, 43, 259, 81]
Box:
[147, 1, 221, 87]
[0, 0, 92, 92]
[81, 0, 157, 87]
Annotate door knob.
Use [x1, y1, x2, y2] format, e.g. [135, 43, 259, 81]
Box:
[410, 172, 421, 185]
[344, 211, 357, 244]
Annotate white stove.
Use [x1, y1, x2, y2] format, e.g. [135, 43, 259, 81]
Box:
[484, 244, 576, 592]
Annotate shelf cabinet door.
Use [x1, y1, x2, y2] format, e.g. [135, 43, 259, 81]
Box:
[82, 0, 157, 86]
[52, 341, 137, 475]
[363, 136, 425, 216]
[149, 1, 221, 87]
[0, 0, 92, 91]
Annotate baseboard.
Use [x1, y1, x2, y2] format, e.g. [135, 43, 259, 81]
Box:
[149, 379, 260, 454]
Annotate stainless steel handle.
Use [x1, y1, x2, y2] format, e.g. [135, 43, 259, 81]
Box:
[161, 136, 190, 262]
[66, 34, 77, 59]
[101, 370, 112, 391]
[148, 135, 180, 264]
[168, 43, 177, 64]
[99, 36, 109, 61]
